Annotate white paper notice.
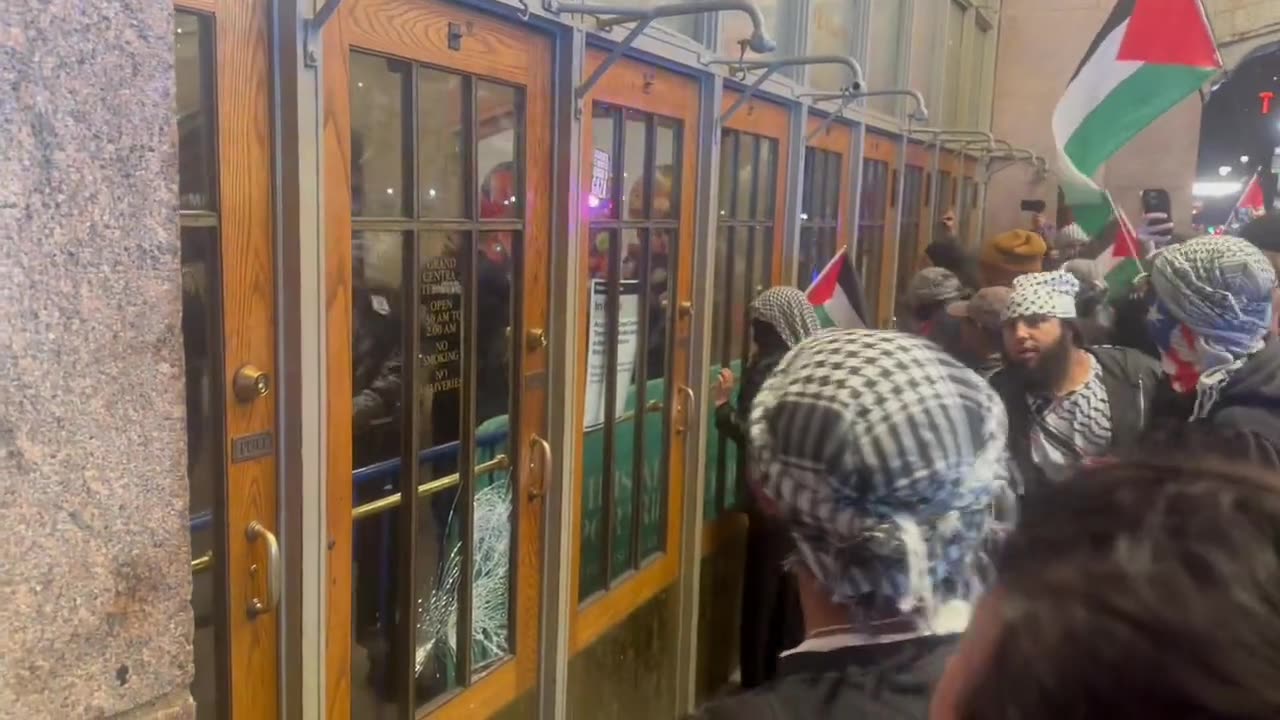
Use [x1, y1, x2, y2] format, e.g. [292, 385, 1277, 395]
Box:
[590, 149, 611, 199]
[584, 278, 641, 429]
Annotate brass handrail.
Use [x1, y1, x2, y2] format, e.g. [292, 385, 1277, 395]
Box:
[351, 454, 511, 521]
[191, 551, 214, 575]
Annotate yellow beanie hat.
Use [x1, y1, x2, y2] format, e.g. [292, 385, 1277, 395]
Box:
[980, 230, 1047, 274]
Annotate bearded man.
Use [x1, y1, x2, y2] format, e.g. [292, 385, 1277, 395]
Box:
[989, 271, 1160, 496]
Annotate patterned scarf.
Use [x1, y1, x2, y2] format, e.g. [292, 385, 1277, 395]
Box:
[1149, 236, 1275, 419]
[750, 286, 822, 349]
[748, 330, 1012, 636]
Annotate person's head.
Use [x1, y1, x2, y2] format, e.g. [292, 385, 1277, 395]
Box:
[939, 208, 959, 236]
[1060, 258, 1108, 320]
[1147, 236, 1275, 413]
[979, 230, 1047, 287]
[749, 330, 1011, 634]
[1240, 213, 1280, 338]
[907, 267, 968, 335]
[1240, 212, 1280, 274]
[1001, 271, 1083, 393]
[748, 286, 821, 357]
[946, 286, 1012, 361]
[931, 456, 1280, 720]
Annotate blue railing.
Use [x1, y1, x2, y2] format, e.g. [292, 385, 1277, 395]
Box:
[188, 426, 510, 532]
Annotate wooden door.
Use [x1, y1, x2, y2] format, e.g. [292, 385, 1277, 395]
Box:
[570, 51, 699, 652]
[175, 1, 280, 718]
[860, 130, 898, 328]
[798, 117, 853, 288]
[702, 91, 791, 541]
[321, 1, 553, 717]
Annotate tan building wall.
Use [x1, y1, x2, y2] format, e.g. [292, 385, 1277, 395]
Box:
[985, 0, 1200, 243]
[984, 0, 1280, 247]
[0, 1, 194, 718]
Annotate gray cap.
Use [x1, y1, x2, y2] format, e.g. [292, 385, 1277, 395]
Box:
[907, 267, 966, 308]
[946, 286, 1012, 330]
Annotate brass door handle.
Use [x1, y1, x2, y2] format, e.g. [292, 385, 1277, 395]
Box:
[676, 385, 695, 434]
[246, 521, 281, 618]
[233, 364, 270, 402]
[678, 300, 693, 319]
[526, 328, 548, 351]
[528, 434, 552, 502]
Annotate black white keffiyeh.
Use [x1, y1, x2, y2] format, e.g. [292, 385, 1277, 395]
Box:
[1003, 270, 1080, 321]
[750, 286, 822, 348]
[748, 330, 1011, 633]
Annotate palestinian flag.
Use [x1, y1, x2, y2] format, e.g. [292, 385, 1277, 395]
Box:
[1052, 0, 1221, 296]
[1225, 171, 1266, 233]
[806, 248, 867, 329]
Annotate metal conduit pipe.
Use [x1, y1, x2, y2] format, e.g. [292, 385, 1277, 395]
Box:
[553, 1, 776, 52]
[708, 55, 866, 122]
[800, 88, 929, 142]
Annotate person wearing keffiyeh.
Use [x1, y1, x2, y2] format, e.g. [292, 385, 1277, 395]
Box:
[1143, 235, 1280, 469]
[990, 271, 1160, 495]
[690, 330, 1013, 720]
[712, 285, 821, 689]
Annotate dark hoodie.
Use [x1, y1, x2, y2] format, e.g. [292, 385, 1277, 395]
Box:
[1196, 341, 1280, 469]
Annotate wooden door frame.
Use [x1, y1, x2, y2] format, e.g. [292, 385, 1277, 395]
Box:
[175, 0, 279, 717]
[699, 89, 791, 555]
[320, 1, 552, 717]
[568, 49, 700, 654]
[864, 130, 899, 329]
[803, 115, 854, 273]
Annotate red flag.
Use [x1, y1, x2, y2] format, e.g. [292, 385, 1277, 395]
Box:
[1117, 0, 1222, 69]
[1233, 172, 1265, 217]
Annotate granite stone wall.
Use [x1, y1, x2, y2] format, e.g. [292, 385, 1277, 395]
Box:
[0, 1, 194, 718]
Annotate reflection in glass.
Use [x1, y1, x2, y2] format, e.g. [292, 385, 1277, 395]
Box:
[622, 110, 649, 220]
[417, 68, 466, 218]
[476, 81, 523, 220]
[610, 230, 643, 580]
[351, 52, 412, 218]
[176, 12, 216, 212]
[412, 232, 466, 711]
[868, 0, 906, 115]
[181, 225, 226, 720]
[717, 131, 735, 214]
[733, 133, 757, 219]
[808, 0, 857, 92]
[824, 150, 842, 220]
[351, 230, 407, 717]
[858, 159, 889, 324]
[589, 104, 618, 221]
[755, 139, 776, 220]
[653, 120, 679, 221]
[580, 228, 615, 599]
[472, 231, 516, 671]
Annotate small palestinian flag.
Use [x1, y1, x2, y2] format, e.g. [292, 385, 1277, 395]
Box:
[1052, 0, 1221, 296]
[1225, 171, 1266, 233]
[806, 248, 867, 329]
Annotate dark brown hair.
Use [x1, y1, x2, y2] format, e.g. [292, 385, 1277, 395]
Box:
[960, 453, 1280, 719]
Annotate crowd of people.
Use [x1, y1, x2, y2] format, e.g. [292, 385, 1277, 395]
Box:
[694, 211, 1280, 719]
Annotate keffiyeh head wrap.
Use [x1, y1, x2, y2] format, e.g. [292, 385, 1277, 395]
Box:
[750, 286, 822, 349]
[748, 330, 1011, 635]
[1149, 236, 1276, 419]
[1003, 270, 1080, 322]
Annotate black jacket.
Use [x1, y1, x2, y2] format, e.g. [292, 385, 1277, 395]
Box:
[990, 346, 1161, 494]
[1205, 341, 1280, 468]
[690, 636, 957, 720]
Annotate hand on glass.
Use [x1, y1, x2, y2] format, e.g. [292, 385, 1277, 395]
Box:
[714, 368, 735, 407]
